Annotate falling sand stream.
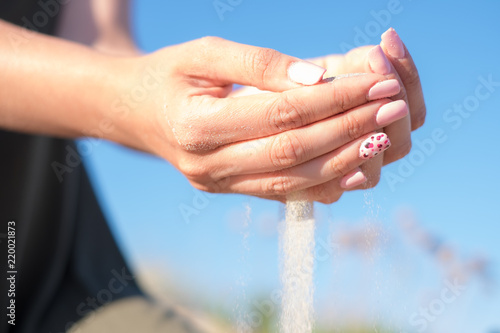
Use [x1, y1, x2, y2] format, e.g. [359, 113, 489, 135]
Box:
[278, 75, 365, 333]
[280, 193, 315, 333]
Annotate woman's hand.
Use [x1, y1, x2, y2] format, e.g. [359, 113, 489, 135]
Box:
[113, 37, 407, 203]
[310, 28, 426, 165]
[299, 28, 426, 192]
[0, 19, 411, 203]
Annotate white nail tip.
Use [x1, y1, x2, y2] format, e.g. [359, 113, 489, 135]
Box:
[288, 61, 326, 85]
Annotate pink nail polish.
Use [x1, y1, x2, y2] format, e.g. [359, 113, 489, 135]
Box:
[368, 79, 400, 100]
[359, 133, 391, 160]
[367, 45, 391, 75]
[340, 168, 367, 189]
[376, 100, 408, 127]
[381, 28, 405, 59]
[288, 61, 326, 85]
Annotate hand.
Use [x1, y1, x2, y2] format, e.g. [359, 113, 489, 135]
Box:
[305, 28, 426, 191]
[113, 37, 407, 203]
[310, 28, 425, 164]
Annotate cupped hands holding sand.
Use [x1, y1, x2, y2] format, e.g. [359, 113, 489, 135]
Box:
[0, 3, 427, 331]
[0, 21, 424, 203]
[130, 28, 424, 203]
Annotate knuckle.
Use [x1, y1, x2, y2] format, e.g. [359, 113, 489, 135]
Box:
[269, 94, 308, 131]
[329, 154, 351, 177]
[247, 47, 281, 86]
[174, 113, 217, 152]
[176, 132, 205, 151]
[187, 172, 230, 193]
[177, 131, 209, 151]
[264, 172, 295, 195]
[332, 85, 354, 112]
[340, 112, 364, 141]
[178, 158, 209, 181]
[268, 132, 306, 168]
[196, 36, 222, 48]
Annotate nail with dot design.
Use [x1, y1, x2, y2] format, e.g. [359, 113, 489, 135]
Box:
[359, 133, 391, 160]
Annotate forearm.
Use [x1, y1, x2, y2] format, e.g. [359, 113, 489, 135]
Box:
[0, 20, 124, 140]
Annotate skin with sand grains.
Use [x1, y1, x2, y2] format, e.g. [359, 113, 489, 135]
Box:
[0, 22, 424, 204]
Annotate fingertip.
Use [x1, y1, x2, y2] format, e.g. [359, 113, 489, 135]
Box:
[367, 45, 392, 75]
[340, 168, 367, 189]
[288, 61, 326, 85]
[381, 27, 405, 59]
[381, 27, 397, 41]
[359, 133, 391, 160]
[376, 100, 409, 127]
[368, 79, 401, 100]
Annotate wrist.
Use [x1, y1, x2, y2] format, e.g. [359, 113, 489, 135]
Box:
[92, 55, 165, 154]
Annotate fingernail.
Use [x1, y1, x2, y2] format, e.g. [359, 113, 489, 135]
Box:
[359, 133, 391, 160]
[368, 79, 400, 100]
[376, 100, 409, 127]
[288, 61, 326, 85]
[340, 168, 367, 189]
[381, 27, 405, 59]
[367, 45, 391, 75]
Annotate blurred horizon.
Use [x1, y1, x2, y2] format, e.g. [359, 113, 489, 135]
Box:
[81, 1, 500, 332]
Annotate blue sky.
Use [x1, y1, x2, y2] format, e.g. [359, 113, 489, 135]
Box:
[81, 1, 500, 332]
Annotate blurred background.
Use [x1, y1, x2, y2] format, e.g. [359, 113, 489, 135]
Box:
[80, 1, 500, 332]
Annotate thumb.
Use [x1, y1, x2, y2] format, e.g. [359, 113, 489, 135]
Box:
[179, 36, 326, 91]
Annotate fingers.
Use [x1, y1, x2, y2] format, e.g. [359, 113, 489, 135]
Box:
[381, 28, 426, 131]
[334, 29, 424, 165]
[292, 157, 381, 204]
[204, 99, 407, 178]
[366, 43, 412, 166]
[339, 168, 368, 189]
[307, 167, 367, 204]
[188, 74, 399, 149]
[307, 54, 348, 77]
[333, 45, 375, 74]
[256, 167, 368, 204]
[210, 132, 391, 196]
[178, 36, 325, 92]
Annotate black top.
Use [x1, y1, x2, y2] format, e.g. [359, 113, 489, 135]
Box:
[0, 1, 142, 332]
